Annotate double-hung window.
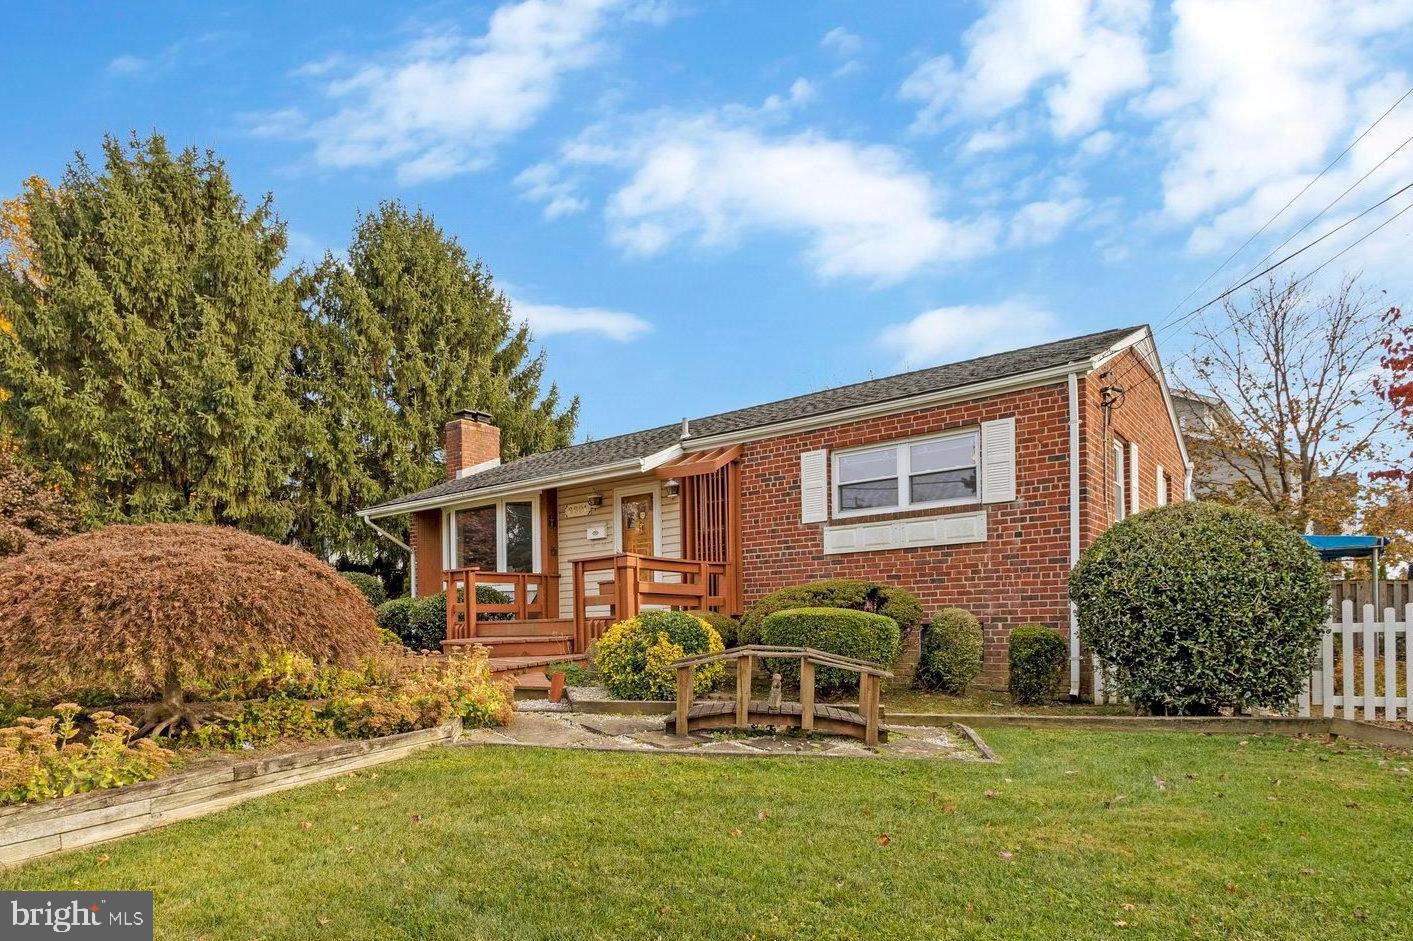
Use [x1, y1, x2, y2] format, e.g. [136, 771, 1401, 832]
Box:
[833, 430, 979, 517]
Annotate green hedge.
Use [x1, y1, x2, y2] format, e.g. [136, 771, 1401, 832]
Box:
[1008, 625, 1066, 704]
[374, 585, 512, 651]
[340, 571, 387, 607]
[684, 610, 739, 649]
[741, 579, 923, 647]
[594, 610, 724, 700]
[916, 608, 982, 693]
[759, 607, 900, 692]
[1070, 501, 1327, 715]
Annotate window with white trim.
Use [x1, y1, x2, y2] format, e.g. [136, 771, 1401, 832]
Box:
[1112, 440, 1127, 521]
[833, 430, 979, 517]
[448, 498, 537, 572]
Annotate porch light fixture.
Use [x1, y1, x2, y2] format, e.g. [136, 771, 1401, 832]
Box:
[586, 492, 604, 509]
[663, 479, 681, 498]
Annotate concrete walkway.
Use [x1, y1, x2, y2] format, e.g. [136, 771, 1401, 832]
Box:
[457, 708, 992, 760]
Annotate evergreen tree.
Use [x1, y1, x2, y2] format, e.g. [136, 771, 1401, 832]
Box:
[292, 202, 577, 581]
[0, 134, 302, 536]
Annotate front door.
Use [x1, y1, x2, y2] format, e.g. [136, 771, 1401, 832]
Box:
[620, 492, 656, 559]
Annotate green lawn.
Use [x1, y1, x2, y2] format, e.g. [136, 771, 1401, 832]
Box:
[5, 730, 1412, 940]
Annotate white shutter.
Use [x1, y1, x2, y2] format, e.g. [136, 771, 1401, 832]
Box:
[1156, 465, 1168, 506]
[1129, 441, 1141, 514]
[980, 417, 1017, 504]
[800, 449, 828, 523]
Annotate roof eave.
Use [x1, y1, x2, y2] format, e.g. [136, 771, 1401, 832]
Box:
[360, 444, 684, 519]
[679, 357, 1105, 451]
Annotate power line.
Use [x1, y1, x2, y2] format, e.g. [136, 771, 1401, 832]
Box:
[1111, 185, 1413, 398]
[1150, 82, 1413, 335]
[1231, 129, 1413, 290]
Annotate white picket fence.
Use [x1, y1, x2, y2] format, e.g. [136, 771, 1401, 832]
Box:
[1092, 601, 1413, 718]
[1298, 601, 1413, 720]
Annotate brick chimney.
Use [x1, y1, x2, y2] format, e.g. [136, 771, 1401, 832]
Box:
[444, 410, 501, 480]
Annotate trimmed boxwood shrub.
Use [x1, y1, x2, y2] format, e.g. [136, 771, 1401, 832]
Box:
[1008, 625, 1065, 704]
[916, 608, 982, 693]
[340, 571, 387, 607]
[685, 609, 739, 649]
[594, 610, 725, 700]
[1070, 501, 1328, 715]
[740, 579, 923, 647]
[375, 585, 513, 651]
[759, 607, 901, 692]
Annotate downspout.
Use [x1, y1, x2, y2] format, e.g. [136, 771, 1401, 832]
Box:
[1067, 372, 1082, 698]
[357, 512, 414, 595]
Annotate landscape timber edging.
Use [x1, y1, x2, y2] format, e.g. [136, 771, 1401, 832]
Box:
[0, 719, 463, 869]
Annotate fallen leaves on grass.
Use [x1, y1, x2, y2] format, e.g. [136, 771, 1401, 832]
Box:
[299, 821, 313, 830]
[877, 834, 891, 847]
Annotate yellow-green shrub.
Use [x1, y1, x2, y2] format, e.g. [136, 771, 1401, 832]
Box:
[595, 611, 724, 700]
[1, 705, 171, 806]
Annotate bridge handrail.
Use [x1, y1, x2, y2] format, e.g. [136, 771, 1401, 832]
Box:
[671, 644, 892, 678]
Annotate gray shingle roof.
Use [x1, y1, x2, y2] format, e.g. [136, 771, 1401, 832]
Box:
[366, 324, 1142, 513]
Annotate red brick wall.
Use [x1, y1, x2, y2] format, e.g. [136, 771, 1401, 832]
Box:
[738, 382, 1074, 678]
[737, 359, 1187, 680]
[1080, 348, 1187, 545]
[444, 414, 500, 481]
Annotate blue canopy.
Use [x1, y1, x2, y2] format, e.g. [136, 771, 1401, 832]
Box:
[1302, 534, 1390, 561]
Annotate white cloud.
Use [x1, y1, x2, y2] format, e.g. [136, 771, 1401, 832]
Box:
[515, 163, 588, 218]
[1145, 0, 1413, 254]
[107, 55, 148, 75]
[901, 0, 1152, 138]
[820, 26, 862, 59]
[538, 105, 1000, 283]
[514, 300, 652, 340]
[274, 0, 635, 183]
[1009, 197, 1088, 246]
[877, 300, 1059, 367]
[963, 123, 1025, 154]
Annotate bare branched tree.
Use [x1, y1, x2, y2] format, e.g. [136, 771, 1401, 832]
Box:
[1187, 274, 1400, 531]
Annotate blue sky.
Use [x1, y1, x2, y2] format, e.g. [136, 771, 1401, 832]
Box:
[4, 0, 1413, 441]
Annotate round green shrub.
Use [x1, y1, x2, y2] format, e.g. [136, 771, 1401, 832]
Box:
[916, 608, 983, 693]
[740, 579, 923, 647]
[1007, 625, 1066, 704]
[374, 596, 415, 645]
[685, 609, 739, 649]
[594, 610, 724, 700]
[376, 585, 513, 651]
[1070, 501, 1328, 715]
[759, 607, 901, 692]
[340, 571, 387, 607]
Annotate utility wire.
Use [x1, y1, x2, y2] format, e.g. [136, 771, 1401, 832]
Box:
[1113, 190, 1413, 398]
[1149, 82, 1413, 335]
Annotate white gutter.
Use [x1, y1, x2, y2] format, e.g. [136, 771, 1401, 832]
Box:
[1067, 371, 1082, 698]
[360, 514, 410, 552]
[360, 448, 683, 520]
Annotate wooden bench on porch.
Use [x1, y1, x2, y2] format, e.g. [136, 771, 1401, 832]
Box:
[667, 645, 891, 746]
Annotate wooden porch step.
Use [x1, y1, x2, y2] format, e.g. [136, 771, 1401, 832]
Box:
[443, 634, 573, 658]
[472, 618, 575, 638]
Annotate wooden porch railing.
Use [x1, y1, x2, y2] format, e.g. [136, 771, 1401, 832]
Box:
[443, 567, 560, 641]
[571, 552, 729, 653]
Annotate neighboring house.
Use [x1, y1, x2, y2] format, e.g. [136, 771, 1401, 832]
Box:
[1170, 387, 1302, 504]
[360, 325, 1189, 695]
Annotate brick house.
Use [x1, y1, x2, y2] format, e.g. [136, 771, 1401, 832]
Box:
[360, 325, 1189, 694]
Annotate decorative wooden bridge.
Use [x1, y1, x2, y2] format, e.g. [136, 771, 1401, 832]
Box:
[668, 645, 891, 745]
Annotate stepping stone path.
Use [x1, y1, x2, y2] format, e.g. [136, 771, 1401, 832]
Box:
[457, 710, 991, 760]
